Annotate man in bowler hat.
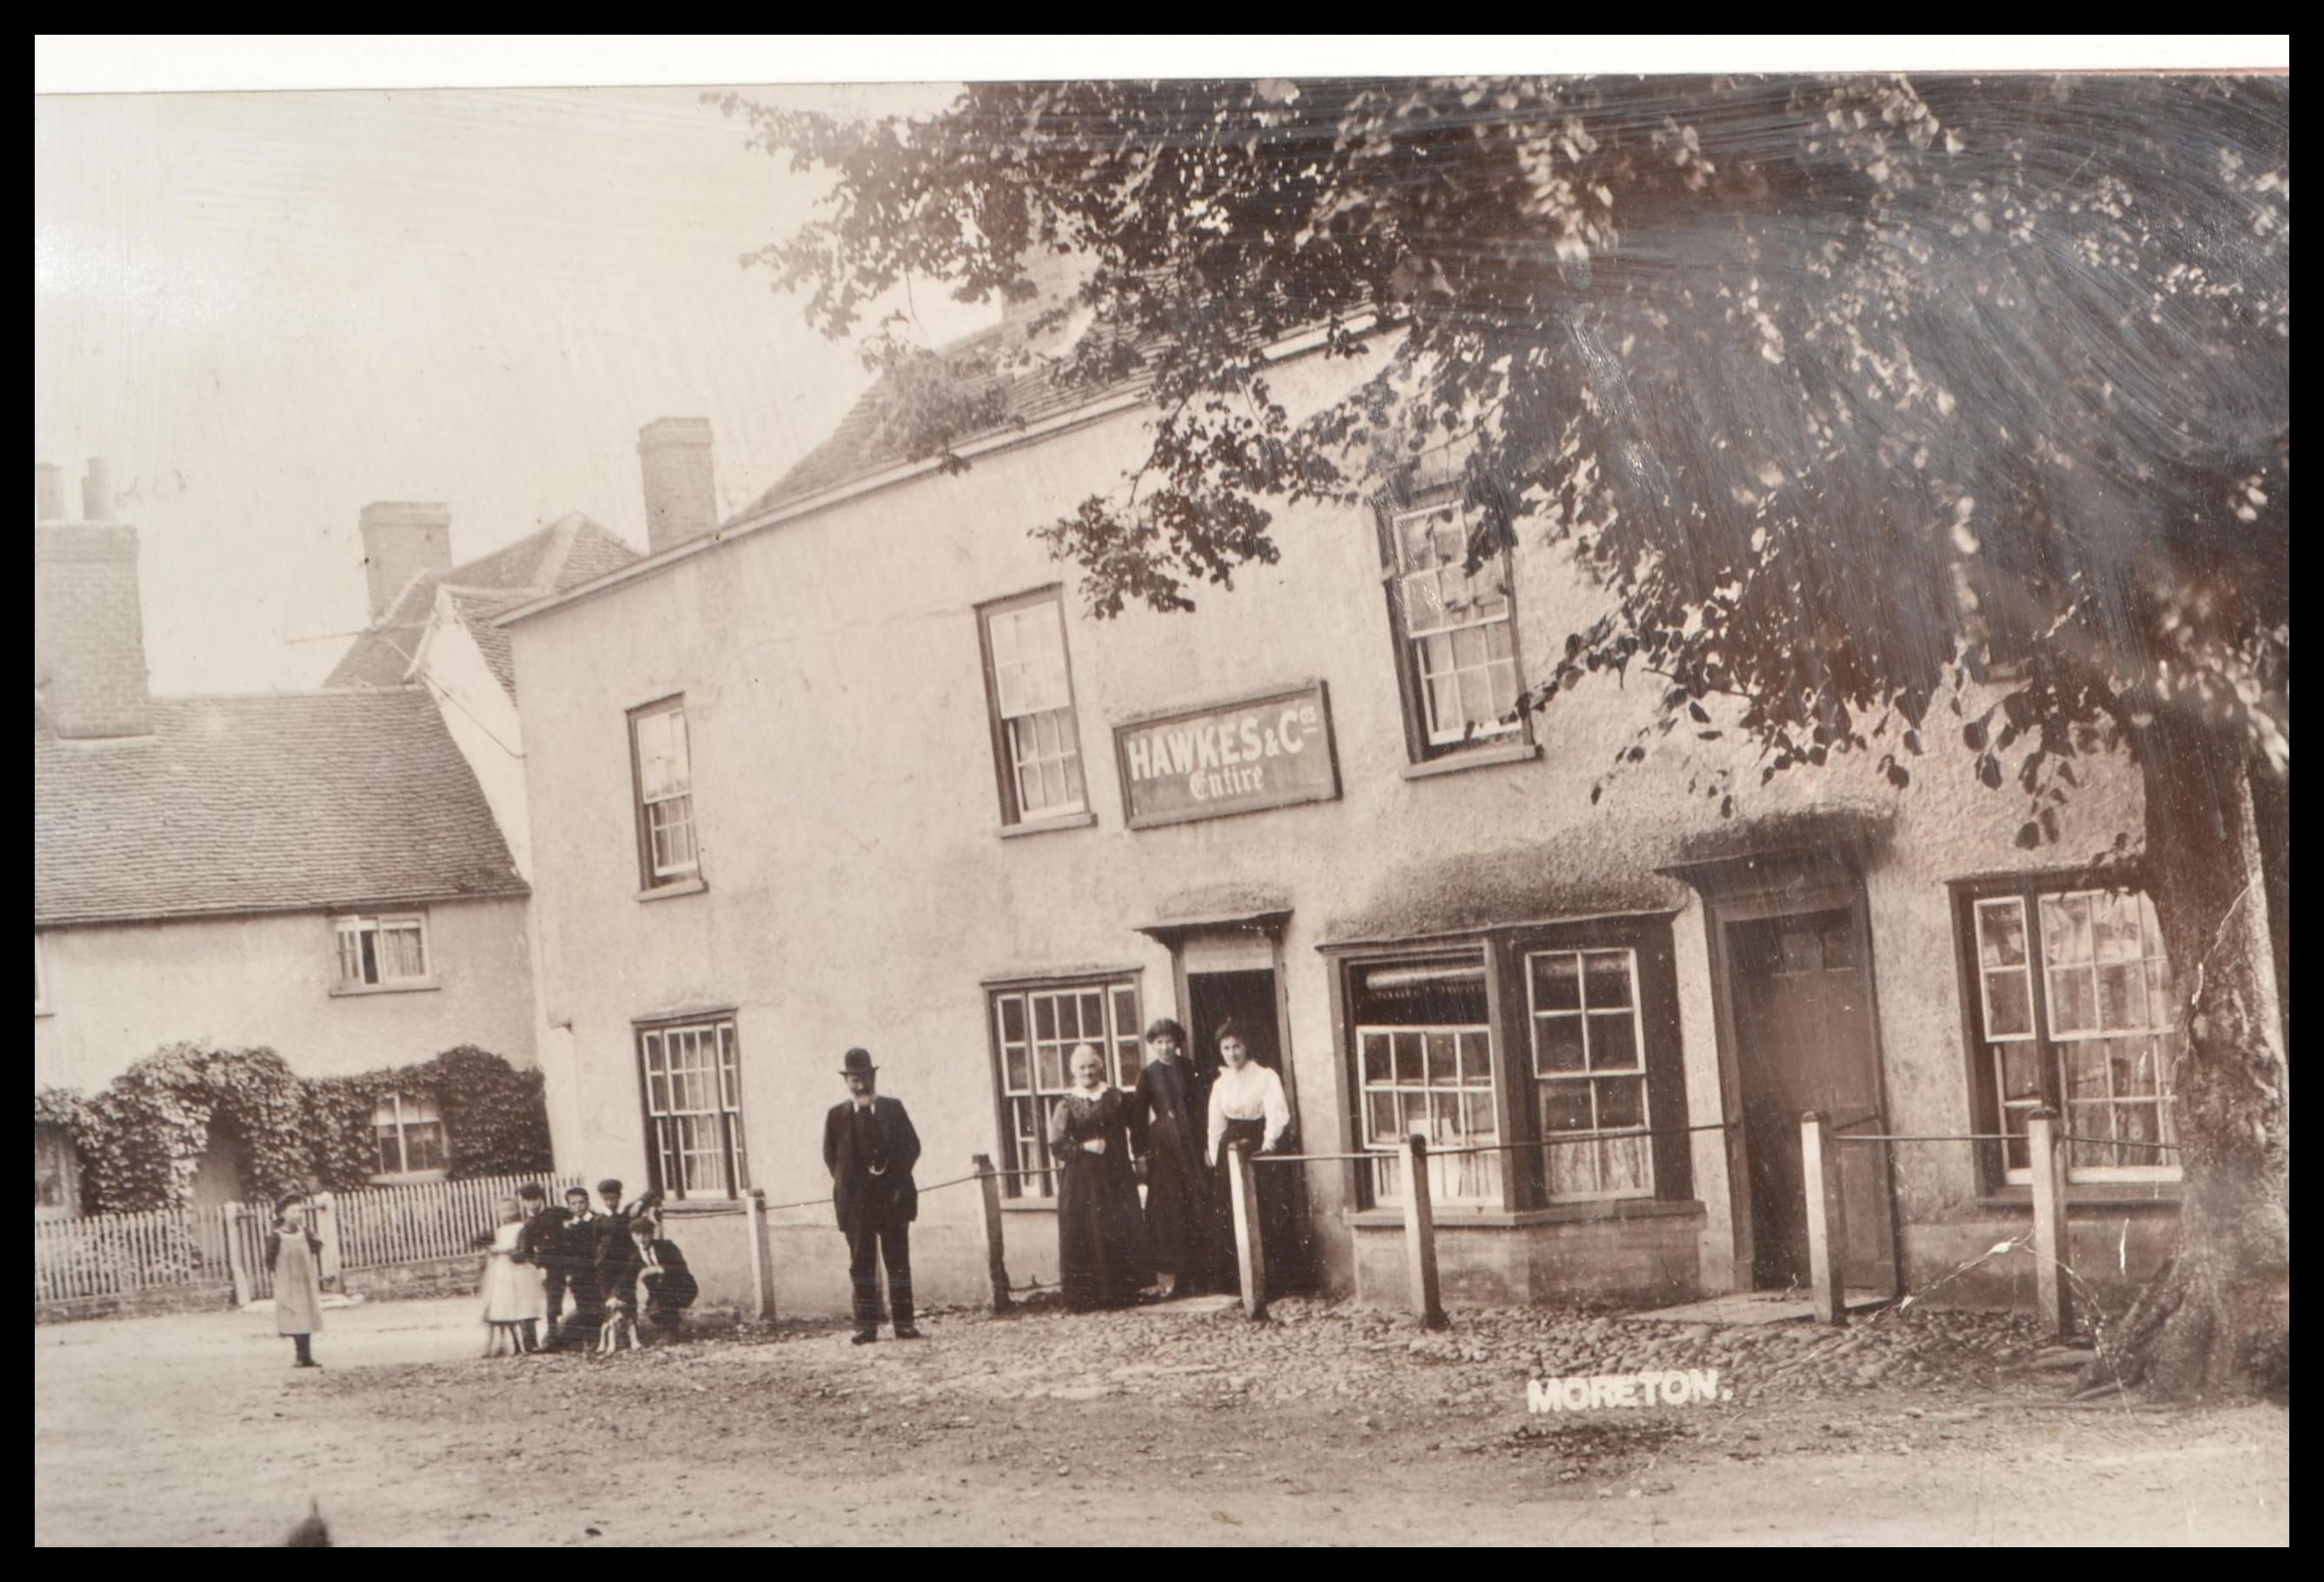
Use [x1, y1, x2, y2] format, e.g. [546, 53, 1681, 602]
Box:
[824, 1048, 922, 1343]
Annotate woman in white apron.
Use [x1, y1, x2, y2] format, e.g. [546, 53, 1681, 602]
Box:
[478, 1193, 547, 1356]
[267, 1195, 325, 1368]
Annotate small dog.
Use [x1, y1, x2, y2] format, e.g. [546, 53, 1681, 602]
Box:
[597, 1296, 643, 1355]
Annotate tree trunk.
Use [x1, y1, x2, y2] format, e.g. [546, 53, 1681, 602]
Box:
[2091, 708, 2290, 1401]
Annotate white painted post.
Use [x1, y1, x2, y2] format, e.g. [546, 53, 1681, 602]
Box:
[223, 1203, 252, 1307]
[744, 1187, 774, 1322]
[1227, 1139, 1269, 1321]
[1400, 1130, 1447, 1329]
[2026, 1108, 2074, 1339]
[973, 1153, 1011, 1313]
[1800, 1110, 1846, 1326]
[313, 1191, 342, 1289]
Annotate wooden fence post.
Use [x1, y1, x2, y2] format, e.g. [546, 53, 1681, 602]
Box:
[1399, 1131, 1447, 1329]
[1800, 1110, 1846, 1326]
[973, 1153, 1011, 1313]
[744, 1187, 775, 1322]
[223, 1203, 253, 1307]
[1227, 1140, 1268, 1321]
[2025, 1108, 2074, 1339]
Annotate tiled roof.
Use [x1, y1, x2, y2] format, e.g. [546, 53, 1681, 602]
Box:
[34, 691, 528, 927]
[325, 515, 638, 693]
[738, 319, 1159, 521]
[444, 588, 522, 700]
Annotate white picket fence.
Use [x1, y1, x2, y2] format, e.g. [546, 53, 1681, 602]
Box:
[331, 1172, 580, 1271]
[34, 1171, 581, 1307]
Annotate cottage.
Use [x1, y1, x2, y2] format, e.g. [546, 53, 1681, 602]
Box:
[33, 462, 539, 1215]
[496, 300, 2261, 1319]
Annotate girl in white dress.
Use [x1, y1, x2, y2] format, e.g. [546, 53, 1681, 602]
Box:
[478, 1193, 547, 1357]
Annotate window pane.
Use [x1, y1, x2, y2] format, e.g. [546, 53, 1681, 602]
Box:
[1597, 1076, 1646, 1130]
[1545, 1133, 1597, 1200]
[2042, 894, 2093, 967]
[1985, 969, 2033, 1038]
[1366, 1092, 1398, 1142]
[2061, 1045, 2109, 1099]
[1424, 1031, 1457, 1084]
[1975, 898, 2027, 967]
[1393, 1032, 1424, 1084]
[405, 1122, 446, 1173]
[2098, 964, 2147, 1032]
[1535, 1014, 1586, 1074]
[1459, 1031, 1492, 1081]
[1531, 953, 1581, 1012]
[1543, 1082, 1594, 1134]
[2048, 967, 2097, 1035]
[1581, 952, 1632, 1010]
[1599, 1133, 1651, 1194]
[1361, 1032, 1391, 1085]
[2093, 893, 2144, 962]
[1819, 920, 1856, 971]
[1587, 1013, 1640, 1073]
[1036, 1042, 1066, 1093]
[1997, 1040, 2042, 1101]
[1461, 1090, 1497, 1139]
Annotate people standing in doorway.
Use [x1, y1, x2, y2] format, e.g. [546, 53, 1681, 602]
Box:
[479, 1193, 547, 1357]
[823, 1047, 922, 1344]
[1128, 1018, 1212, 1297]
[515, 1183, 570, 1343]
[1205, 1020, 1294, 1298]
[551, 1186, 603, 1346]
[267, 1194, 325, 1369]
[1051, 1042, 1156, 1311]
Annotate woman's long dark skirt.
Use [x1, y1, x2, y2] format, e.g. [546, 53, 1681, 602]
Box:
[1058, 1156, 1153, 1312]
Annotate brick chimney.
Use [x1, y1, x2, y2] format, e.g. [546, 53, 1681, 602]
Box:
[359, 502, 453, 622]
[638, 418, 716, 555]
[34, 459, 153, 739]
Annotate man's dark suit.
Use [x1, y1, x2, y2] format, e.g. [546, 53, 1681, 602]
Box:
[823, 1095, 922, 1335]
[518, 1204, 571, 1333]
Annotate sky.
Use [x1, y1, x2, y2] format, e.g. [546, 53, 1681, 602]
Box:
[34, 84, 989, 693]
[34, 43, 2285, 695]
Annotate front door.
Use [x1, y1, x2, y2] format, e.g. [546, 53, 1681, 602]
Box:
[1185, 966, 1306, 1286]
[1729, 907, 1898, 1293]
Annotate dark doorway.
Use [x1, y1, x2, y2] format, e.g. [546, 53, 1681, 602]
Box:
[1185, 967, 1307, 1289]
[1729, 907, 1899, 1293]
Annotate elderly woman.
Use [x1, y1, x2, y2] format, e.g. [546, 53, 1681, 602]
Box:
[266, 1194, 325, 1369]
[1048, 1042, 1154, 1312]
[478, 1193, 548, 1357]
[1205, 1019, 1294, 1298]
[1128, 1016, 1212, 1297]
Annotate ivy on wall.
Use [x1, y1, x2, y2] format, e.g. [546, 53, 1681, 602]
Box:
[34, 1043, 550, 1214]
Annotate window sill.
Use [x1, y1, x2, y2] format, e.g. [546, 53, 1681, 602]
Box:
[35, 1007, 55, 1019]
[999, 809, 1098, 840]
[367, 1169, 448, 1186]
[329, 979, 441, 999]
[661, 1196, 747, 1218]
[1401, 740, 1539, 781]
[1976, 1184, 2184, 1213]
[637, 876, 708, 902]
[1000, 1198, 1060, 1213]
[1348, 1199, 1705, 1231]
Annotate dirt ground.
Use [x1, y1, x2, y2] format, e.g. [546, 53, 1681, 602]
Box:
[34, 1293, 2289, 1547]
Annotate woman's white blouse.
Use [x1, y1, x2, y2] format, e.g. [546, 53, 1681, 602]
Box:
[1206, 1063, 1291, 1164]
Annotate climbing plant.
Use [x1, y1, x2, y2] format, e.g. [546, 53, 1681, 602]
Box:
[47, 1044, 550, 1213]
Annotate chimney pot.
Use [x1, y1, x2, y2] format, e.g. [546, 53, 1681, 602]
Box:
[81, 458, 112, 523]
[638, 418, 716, 555]
[357, 502, 454, 622]
[36, 462, 64, 522]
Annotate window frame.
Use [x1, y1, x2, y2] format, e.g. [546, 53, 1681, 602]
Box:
[973, 585, 1093, 829]
[1952, 872, 2183, 1190]
[627, 695, 702, 892]
[1375, 493, 1531, 765]
[1524, 945, 1657, 1204]
[329, 911, 435, 994]
[634, 1014, 751, 1202]
[983, 973, 1143, 1200]
[369, 1090, 448, 1182]
[1331, 914, 1691, 1216]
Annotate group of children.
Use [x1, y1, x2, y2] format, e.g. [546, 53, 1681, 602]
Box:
[264, 1178, 699, 1369]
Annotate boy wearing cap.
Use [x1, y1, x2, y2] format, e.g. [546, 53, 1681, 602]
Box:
[823, 1048, 923, 1343]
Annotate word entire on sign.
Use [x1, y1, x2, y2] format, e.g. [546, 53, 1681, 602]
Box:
[1526, 1369, 1733, 1413]
[1114, 682, 1340, 830]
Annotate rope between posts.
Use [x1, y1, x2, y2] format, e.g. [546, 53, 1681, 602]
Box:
[1831, 1132, 2013, 1144]
[752, 1164, 1046, 1216]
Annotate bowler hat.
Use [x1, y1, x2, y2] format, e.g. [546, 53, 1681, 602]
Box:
[840, 1047, 878, 1077]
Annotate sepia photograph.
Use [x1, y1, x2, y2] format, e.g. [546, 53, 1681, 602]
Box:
[33, 36, 2288, 1546]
